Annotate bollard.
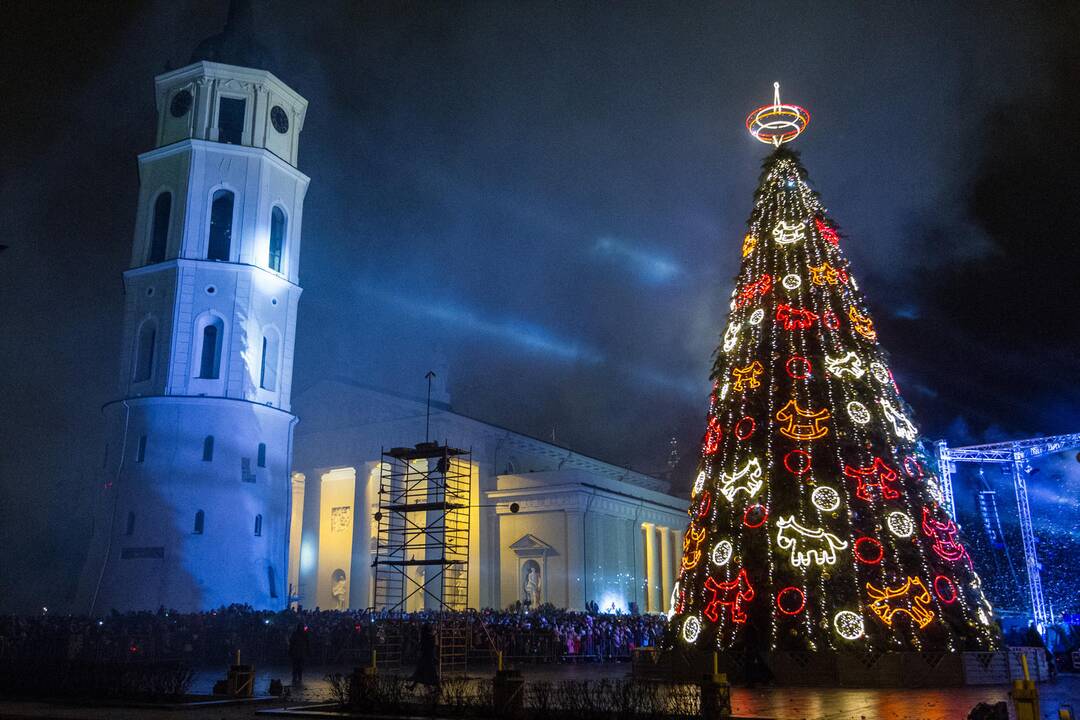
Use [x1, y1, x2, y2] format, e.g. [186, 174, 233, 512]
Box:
[700, 652, 731, 720]
[492, 657, 524, 720]
[1011, 653, 1041, 720]
[363, 648, 378, 677]
[1059, 704, 1074, 720]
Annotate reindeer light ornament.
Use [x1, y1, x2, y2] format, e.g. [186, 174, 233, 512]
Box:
[718, 457, 765, 502]
[722, 321, 741, 352]
[845, 457, 901, 501]
[731, 361, 764, 391]
[808, 261, 848, 286]
[848, 306, 877, 341]
[866, 576, 936, 629]
[776, 516, 849, 568]
[825, 351, 866, 379]
[776, 303, 819, 330]
[704, 568, 755, 623]
[682, 524, 707, 570]
[879, 397, 918, 442]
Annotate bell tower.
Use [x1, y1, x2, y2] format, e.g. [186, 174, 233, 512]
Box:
[84, 4, 309, 612]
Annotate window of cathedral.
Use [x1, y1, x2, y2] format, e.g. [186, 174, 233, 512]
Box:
[148, 191, 171, 264]
[193, 510, 204, 535]
[207, 190, 234, 261]
[257, 443, 266, 468]
[269, 207, 286, 272]
[267, 566, 278, 598]
[136, 435, 147, 463]
[202, 435, 214, 462]
[133, 320, 156, 383]
[217, 97, 246, 145]
[254, 514, 263, 537]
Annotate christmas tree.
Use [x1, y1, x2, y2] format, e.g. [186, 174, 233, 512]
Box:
[671, 86, 1000, 654]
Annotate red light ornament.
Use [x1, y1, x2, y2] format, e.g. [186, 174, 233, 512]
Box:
[734, 416, 756, 440]
[933, 575, 958, 604]
[854, 536, 884, 565]
[783, 449, 812, 476]
[845, 457, 901, 501]
[776, 303, 819, 331]
[785, 355, 813, 379]
[743, 504, 768, 528]
[704, 568, 755, 623]
[823, 310, 840, 330]
[815, 217, 839, 246]
[702, 417, 722, 456]
[736, 274, 773, 309]
[776, 586, 806, 616]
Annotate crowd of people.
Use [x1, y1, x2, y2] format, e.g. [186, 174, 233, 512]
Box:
[0, 605, 669, 668]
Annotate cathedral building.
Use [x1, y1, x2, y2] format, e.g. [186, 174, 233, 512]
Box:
[81, 5, 688, 615]
[289, 378, 688, 614]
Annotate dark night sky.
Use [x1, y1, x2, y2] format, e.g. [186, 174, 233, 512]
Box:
[1, 1, 1078, 611]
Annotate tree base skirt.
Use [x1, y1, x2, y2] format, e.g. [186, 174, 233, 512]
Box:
[642, 646, 1041, 686]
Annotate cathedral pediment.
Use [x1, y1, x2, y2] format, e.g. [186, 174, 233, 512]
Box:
[509, 533, 555, 557]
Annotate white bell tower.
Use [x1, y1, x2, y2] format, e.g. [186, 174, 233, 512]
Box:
[84, 6, 309, 612]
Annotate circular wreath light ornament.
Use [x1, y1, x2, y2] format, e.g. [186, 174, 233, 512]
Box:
[811, 485, 841, 512]
[847, 400, 872, 425]
[682, 615, 702, 643]
[749, 308, 765, 326]
[746, 82, 811, 147]
[887, 511, 915, 538]
[782, 273, 802, 291]
[834, 610, 865, 640]
[711, 540, 734, 567]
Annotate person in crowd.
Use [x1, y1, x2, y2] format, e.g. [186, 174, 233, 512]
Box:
[288, 622, 309, 685]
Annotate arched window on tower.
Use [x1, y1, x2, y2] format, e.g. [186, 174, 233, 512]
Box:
[202, 435, 214, 461]
[193, 510, 205, 534]
[133, 320, 156, 383]
[207, 190, 234, 261]
[259, 330, 280, 391]
[254, 514, 263, 537]
[268, 206, 285, 272]
[148, 192, 171, 264]
[195, 315, 224, 379]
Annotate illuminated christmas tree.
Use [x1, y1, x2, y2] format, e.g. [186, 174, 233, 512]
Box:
[671, 85, 1000, 654]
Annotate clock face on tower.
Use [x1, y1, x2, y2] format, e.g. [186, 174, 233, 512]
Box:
[271, 106, 289, 133]
[170, 90, 193, 118]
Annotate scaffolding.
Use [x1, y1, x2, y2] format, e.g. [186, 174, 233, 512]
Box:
[372, 441, 471, 675]
[936, 432, 1080, 628]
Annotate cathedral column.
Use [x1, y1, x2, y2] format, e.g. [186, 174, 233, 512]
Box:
[643, 522, 659, 613]
[565, 509, 585, 609]
[659, 526, 672, 613]
[671, 527, 683, 586]
[287, 473, 306, 607]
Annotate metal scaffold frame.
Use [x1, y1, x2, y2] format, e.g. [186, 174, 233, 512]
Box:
[936, 432, 1080, 628]
[372, 441, 472, 675]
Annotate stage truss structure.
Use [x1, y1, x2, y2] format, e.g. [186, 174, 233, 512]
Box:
[372, 441, 472, 675]
[936, 432, 1080, 628]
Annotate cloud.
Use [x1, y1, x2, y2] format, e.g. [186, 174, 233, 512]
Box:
[592, 237, 683, 285]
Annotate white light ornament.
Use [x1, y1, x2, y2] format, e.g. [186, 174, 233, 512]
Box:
[782, 274, 802, 290]
[834, 610, 865, 640]
[682, 615, 702, 643]
[749, 309, 765, 326]
[825, 352, 866, 380]
[718, 457, 764, 503]
[869, 362, 890, 385]
[773, 221, 806, 246]
[811, 485, 842, 512]
[666, 582, 680, 620]
[887, 511, 915, 538]
[879, 397, 918, 442]
[719, 382, 730, 401]
[745, 82, 810, 147]
[692, 471, 706, 497]
[847, 401, 871, 425]
[723, 322, 741, 353]
[711, 540, 734, 567]
[776, 516, 849, 568]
